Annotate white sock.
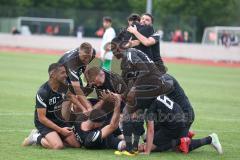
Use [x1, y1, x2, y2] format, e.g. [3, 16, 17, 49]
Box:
[32, 133, 40, 142]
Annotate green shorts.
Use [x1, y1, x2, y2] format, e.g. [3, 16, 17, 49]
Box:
[101, 60, 112, 71]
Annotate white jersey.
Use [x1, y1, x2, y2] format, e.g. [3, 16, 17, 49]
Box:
[100, 27, 116, 60]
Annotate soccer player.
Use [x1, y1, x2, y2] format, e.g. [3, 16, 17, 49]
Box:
[111, 37, 173, 155]
[140, 95, 223, 155]
[84, 66, 127, 98]
[58, 42, 95, 112]
[119, 13, 154, 61]
[100, 16, 116, 71]
[127, 13, 167, 73]
[23, 63, 80, 149]
[111, 37, 173, 108]
[74, 92, 125, 150]
[162, 74, 195, 130]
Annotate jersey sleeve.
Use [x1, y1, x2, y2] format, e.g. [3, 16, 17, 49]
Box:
[84, 130, 102, 148]
[66, 63, 80, 82]
[127, 50, 153, 76]
[151, 32, 160, 43]
[35, 89, 48, 108]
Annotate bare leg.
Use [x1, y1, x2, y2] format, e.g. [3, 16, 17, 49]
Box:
[63, 132, 80, 148]
[42, 131, 64, 149]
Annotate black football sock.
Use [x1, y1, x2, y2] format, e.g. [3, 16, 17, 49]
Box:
[122, 121, 133, 151]
[37, 134, 43, 145]
[189, 136, 212, 152]
[132, 135, 140, 151]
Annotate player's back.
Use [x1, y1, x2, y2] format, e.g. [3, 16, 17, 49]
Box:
[147, 95, 186, 130]
[163, 74, 193, 113]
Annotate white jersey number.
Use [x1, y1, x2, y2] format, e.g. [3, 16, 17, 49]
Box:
[157, 95, 174, 110]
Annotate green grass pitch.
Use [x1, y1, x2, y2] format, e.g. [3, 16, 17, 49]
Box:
[0, 51, 240, 160]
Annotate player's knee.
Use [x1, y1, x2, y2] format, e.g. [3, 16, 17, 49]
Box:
[66, 135, 81, 148]
[51, 142, 64, 150]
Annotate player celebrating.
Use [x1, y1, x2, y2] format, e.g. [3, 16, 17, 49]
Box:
[84, 66, 127, 98]
[127, 13, 167, 73]
[120, 13, 154, 61]
[111, 36, 173, 155]
[141, 95, 223, 155]
[162, 74, 195, 131]
[23, 63, 80, 149]
[58, 42, 95, 112]
[74, 92, 125, 150]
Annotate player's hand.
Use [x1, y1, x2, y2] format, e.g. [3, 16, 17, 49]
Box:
[60, 127, 73, 137]
[138, 143, 146, 152]
[99, 90, 114, 102]
[112, 93, 122, 102]
[127, 25, 137, 34]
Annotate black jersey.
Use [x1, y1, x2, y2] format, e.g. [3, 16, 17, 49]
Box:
[150, 32, 163, 63]
[120, 23, 154, 60]
[120, 48, 160, 83]
[34, 82, 68, 126]
[133, 25, 154, 60]
[94, 69, 127, 96]
[74, 122, 103, 147]
[146, 95, 185, 130]
[58, 48, 95, 83]
[162, 74, 193, 114]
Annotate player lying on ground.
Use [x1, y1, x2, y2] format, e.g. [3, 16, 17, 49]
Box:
[110, 36, 174, 155]
[139, 95, 223, 155]
[58, 42, 96, 113]
[84, 66, 128, 135]
[127, 13, 167, 73]
[73, 91, 126, 150]
[22, 63, 81, 149]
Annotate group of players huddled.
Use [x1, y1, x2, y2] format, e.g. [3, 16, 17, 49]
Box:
[22, 13, 223, 156]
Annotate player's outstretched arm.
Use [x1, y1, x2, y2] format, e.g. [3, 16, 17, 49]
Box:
[101, 94, 121, 139]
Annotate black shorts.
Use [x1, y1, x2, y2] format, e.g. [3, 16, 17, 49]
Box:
[83, 130, 121, 149]
[35, 121, 71, 137]
[153, 126, 188, 151]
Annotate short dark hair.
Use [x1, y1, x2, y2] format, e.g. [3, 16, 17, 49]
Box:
[48, 63, 63, 74]
[127, 13, 140, 22]
[142, 13, 154, 23]
[80, 42, 92, 54]
[84, 66, 101, 83]
[103, 16, 112, 23]
[89, 109, 107, 123]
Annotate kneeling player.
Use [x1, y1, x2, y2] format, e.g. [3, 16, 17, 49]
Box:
[74, 92, 125, 150]
[22, 63, 80, 149]
[141, 95, 223, 155]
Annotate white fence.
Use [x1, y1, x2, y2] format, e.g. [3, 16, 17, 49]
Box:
[0, 33, 239, 61]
